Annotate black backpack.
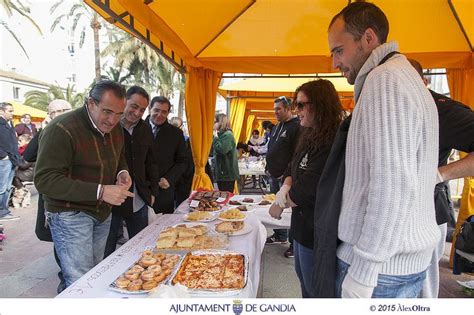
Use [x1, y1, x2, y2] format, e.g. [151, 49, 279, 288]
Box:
[455, 215, 474, 253]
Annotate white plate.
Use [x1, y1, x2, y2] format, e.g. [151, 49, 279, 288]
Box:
[214, 222, 252, 236]
[230, 196, 263, 205]
[183, 212, 217, 222]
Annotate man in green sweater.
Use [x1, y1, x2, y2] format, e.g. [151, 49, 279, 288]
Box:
[34, 80, 134, 290]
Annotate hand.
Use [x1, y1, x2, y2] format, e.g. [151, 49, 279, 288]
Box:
[116, 171, 132, 190]
[159, 177, 170, 189]
[269, 203, 284, 219]
[102, 185, 134, 206]
[150, 195, 155, 206]
[275, 184, 291, 208]
[341, 274, 374, 298]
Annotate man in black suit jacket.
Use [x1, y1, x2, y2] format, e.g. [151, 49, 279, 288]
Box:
[147, 96, 187, 214]
[104, 86, 160, 257]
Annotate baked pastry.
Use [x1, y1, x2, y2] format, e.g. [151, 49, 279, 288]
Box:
[127, 279, 143, 291]
[141, 270, 155, 281]
[177, 236, 196, 248]
[179, 228, 197, 238]
[115, 277, 130, 288]
[228, 200, 242, 205]
[139, 256, 157, 267]
[147, 264, 162, 275]
[242, 197, 254, 203]
[216, 221, 244, 233]
[258, 200, 271, 205]
[142, 280, 158, 290]
[219, 208, 245, 220]
[159, 228, 178, 238]
[124, 270, 140, 280]
[156, 236, 176, 249]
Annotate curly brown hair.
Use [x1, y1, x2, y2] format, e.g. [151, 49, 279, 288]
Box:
[294, 79, 345, 152]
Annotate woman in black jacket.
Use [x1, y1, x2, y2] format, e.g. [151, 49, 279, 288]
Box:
[269, 80, 344, 297]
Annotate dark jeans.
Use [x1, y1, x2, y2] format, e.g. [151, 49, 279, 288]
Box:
[217, 180, 235, 193]
[269, 176, 290, 242]
[104, 205, 148, 258]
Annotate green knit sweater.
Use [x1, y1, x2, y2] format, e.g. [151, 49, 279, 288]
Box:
[34, 106, 128, 222]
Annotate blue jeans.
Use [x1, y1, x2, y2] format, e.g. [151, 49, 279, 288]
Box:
[46, 210, 112, 288]
[294, 240, 314, 297]
[104, 205, 148, 258]
[269, 176, 289, 241]
[0, 159, 15, 217]
[335, 258, 426, 298]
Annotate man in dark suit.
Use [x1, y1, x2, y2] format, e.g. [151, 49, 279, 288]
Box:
[104, 86, 160, 257]
[147, 96, 187, 214]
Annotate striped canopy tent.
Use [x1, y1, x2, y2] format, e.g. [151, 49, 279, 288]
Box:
[85, 0, 473, 234]
[218, 75, 354, 143]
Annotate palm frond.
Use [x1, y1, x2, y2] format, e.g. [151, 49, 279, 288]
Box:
[0, 20, 29, 59]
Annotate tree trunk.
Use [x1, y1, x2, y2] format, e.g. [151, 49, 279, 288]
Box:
[91, 14, 101, 82]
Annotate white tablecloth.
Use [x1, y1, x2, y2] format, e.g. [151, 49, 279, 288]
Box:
[175, 195, 291, 230]
[57, 213, 266, 298]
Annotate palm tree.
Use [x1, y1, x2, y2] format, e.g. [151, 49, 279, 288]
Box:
[102, 29, 183, 102]
[0, 0, 42, 59]
[50, 0, 104, 81]
[24, 85, 85, 111]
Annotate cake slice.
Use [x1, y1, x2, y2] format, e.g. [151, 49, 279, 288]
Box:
[156, 236, 176, 249]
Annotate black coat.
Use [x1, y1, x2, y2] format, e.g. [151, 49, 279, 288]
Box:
[288, 143, 332, 249]
[147, 119, 188, 185]
[0, 117, 20, 166]
[431, 90, 474, 225]
[311, 115, 351, 298]
[113, 119, 160, 217]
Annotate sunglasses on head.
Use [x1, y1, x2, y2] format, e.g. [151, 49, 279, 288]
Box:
[275, 96, 290, 106]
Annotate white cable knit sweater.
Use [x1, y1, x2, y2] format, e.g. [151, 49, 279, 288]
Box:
[337, 42, 440, 287]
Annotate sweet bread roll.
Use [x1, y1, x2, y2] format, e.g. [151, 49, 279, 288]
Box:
[141, 270, 155, 281]
[124, 270, 140, 280]
[115, 277, 130, 288]
[127, 279, 143, 291]
[142, 280, 158, 290]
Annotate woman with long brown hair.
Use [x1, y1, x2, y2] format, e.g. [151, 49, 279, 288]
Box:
[269, 79, 344, 297]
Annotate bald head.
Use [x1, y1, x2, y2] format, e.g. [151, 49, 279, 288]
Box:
[48, 99, 72, 119]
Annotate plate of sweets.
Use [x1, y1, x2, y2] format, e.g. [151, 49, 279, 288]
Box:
[229, 195, 262, 206]
[155, 224, 228, 250]
[214, 221, 252, 236]
[218, 208, 247, 222]
[184, 211, 218, 222]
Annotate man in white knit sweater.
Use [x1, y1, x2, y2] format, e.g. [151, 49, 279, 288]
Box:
[328, 2, 440, 298]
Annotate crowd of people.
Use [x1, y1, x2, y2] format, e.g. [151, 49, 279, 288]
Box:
[0, 1, 473, 299]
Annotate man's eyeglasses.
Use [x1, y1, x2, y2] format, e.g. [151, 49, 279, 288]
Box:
[90, 98, 122, 119]
[296, 101, 312, 109]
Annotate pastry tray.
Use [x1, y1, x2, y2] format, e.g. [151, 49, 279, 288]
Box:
[169, 250, 249, 296]
[108, 250, 184, 295]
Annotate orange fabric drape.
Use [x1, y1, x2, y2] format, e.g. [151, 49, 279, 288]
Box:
[229, 98, 247, 142]
[446, 69, 474, 266]
[244, 114, 256, 144]
[185, 67, 222, 190]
